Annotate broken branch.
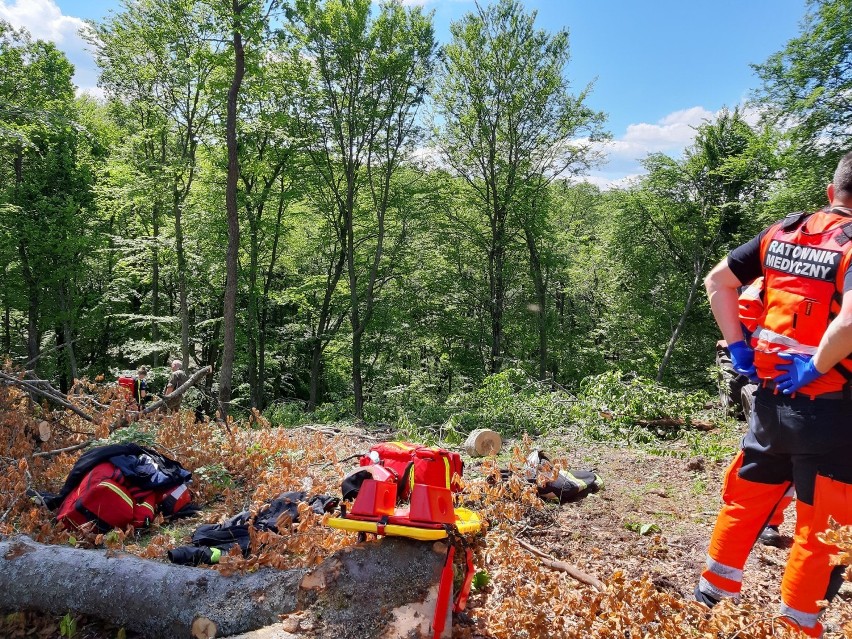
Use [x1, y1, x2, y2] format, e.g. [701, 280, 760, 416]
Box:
[516, 537, 606, 592]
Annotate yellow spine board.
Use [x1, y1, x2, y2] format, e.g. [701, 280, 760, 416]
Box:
[327, 508, 481, 541]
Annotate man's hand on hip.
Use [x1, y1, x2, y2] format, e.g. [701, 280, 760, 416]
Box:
[728, 340, 758, 382]
[775, 353, 823, 394]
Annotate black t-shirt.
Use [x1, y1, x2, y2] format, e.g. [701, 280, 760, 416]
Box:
[728, 226, 852, 293]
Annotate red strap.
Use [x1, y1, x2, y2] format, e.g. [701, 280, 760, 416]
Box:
[453, 546, 474, 612]
[432, 545, 455, 639]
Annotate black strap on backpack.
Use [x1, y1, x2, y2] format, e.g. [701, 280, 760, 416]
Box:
[780, 211, 809, 232]
[834, 221, 852, 246]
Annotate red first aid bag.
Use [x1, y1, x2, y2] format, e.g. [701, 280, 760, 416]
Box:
[118, 376, 135, 396]
[57, 462, 135, 532]
[361, 442, 463, 500]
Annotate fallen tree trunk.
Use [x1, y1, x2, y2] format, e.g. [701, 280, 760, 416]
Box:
[0, 372, 96, 423]
[137, 365, 212, 415]
[0, 534, 450, 639]
[0, 535, 304, 638]
[1, 367, 212, 425]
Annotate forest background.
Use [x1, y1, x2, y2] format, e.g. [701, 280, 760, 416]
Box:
[2, 0, 850, 427]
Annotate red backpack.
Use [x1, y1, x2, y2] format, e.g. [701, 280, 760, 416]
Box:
[360, 442, 463, 500]
[118, 376, 135, 396]
[56, 462, 192, 532]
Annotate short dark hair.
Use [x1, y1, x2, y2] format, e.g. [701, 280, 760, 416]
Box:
[833, 151, 852, 197]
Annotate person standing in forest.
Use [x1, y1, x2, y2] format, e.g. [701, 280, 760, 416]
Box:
[164, 360, 188, 412]
[134, 366, 150, 409]
[696, 151, 852, 637]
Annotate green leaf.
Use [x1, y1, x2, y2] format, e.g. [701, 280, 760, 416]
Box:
[59, 612, 77, 638]
[471, 570, 491, 591]
[624, 521, 660, 536]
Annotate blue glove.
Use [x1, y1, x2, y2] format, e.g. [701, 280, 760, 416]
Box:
[728, 340, 758, 382]
[775, 353, 823, 394]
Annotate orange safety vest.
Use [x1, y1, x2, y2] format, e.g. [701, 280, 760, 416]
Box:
[755, 207, 852, 395]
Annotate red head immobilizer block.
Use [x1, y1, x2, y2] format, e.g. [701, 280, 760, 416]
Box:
[351, 479, 397, 517]
[408, 483, 455, 524]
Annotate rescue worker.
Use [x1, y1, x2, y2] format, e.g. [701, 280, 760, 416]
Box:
[696, 151, 852, 638]
[164, 360, 188, 412]
[737, 276, 793, 547]
[134, 366, 150, 408]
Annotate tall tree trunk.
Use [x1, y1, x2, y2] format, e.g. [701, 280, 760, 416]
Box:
[15, 147, 39, 370]
[3, 273, 10, 355]
[309, 241, 347, 411]
[174, 192, 190, 370]
[218, 3, 245, 420]
[55, 325, 68, 393]
[205, 300, 222, 399]
[151, 202, 160, 368]
[258, 182, 287, 410]
[489, 237, 506, 375]
[18, 241, 39, 371]
[656, 267, 703, 383]
[525, 229, 548, 381]
[97, 213, 117, 372]
[344, 183, 365, 418]
[58, 281, 78, 381]
[308, 342, 323, 410]
[246, 215, 260, 409]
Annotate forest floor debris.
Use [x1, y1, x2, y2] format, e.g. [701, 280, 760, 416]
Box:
[0, 383, 850, 638]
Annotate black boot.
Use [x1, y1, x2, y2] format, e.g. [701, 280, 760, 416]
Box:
[694, 583, 720, 608]
[758, 525, 783, 547]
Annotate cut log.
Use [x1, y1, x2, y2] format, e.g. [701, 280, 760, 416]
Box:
[37, 420, 51, 442]
[463, 428, 502, 457]
[0, 535, 451, 639]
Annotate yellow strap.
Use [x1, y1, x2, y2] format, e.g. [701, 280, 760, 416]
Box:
[138, 501, 155, 514]
[97, 481, 134, 509]
[443, 456, 451, 489]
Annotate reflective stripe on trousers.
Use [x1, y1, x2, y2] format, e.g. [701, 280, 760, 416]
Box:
[779, 604, 823, 638]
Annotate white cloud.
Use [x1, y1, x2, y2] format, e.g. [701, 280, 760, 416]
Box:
[0, 0, 84, 43]
[605, 106, 715, 161]
[574, 173, 641, 192]
[0, 0, 100, 97]
[582, 103, 776, 189]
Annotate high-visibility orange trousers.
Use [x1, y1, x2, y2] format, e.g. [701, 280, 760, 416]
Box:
[698, 386, 852, 639]
[700, 452, 791, 600]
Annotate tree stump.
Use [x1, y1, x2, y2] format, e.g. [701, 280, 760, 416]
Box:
[463, 428, 502, 457]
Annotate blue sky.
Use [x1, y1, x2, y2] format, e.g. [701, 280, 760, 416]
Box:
[2, 0, 807, 187]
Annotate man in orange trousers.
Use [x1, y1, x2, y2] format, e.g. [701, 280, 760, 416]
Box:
[697, 151, 852, 638]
